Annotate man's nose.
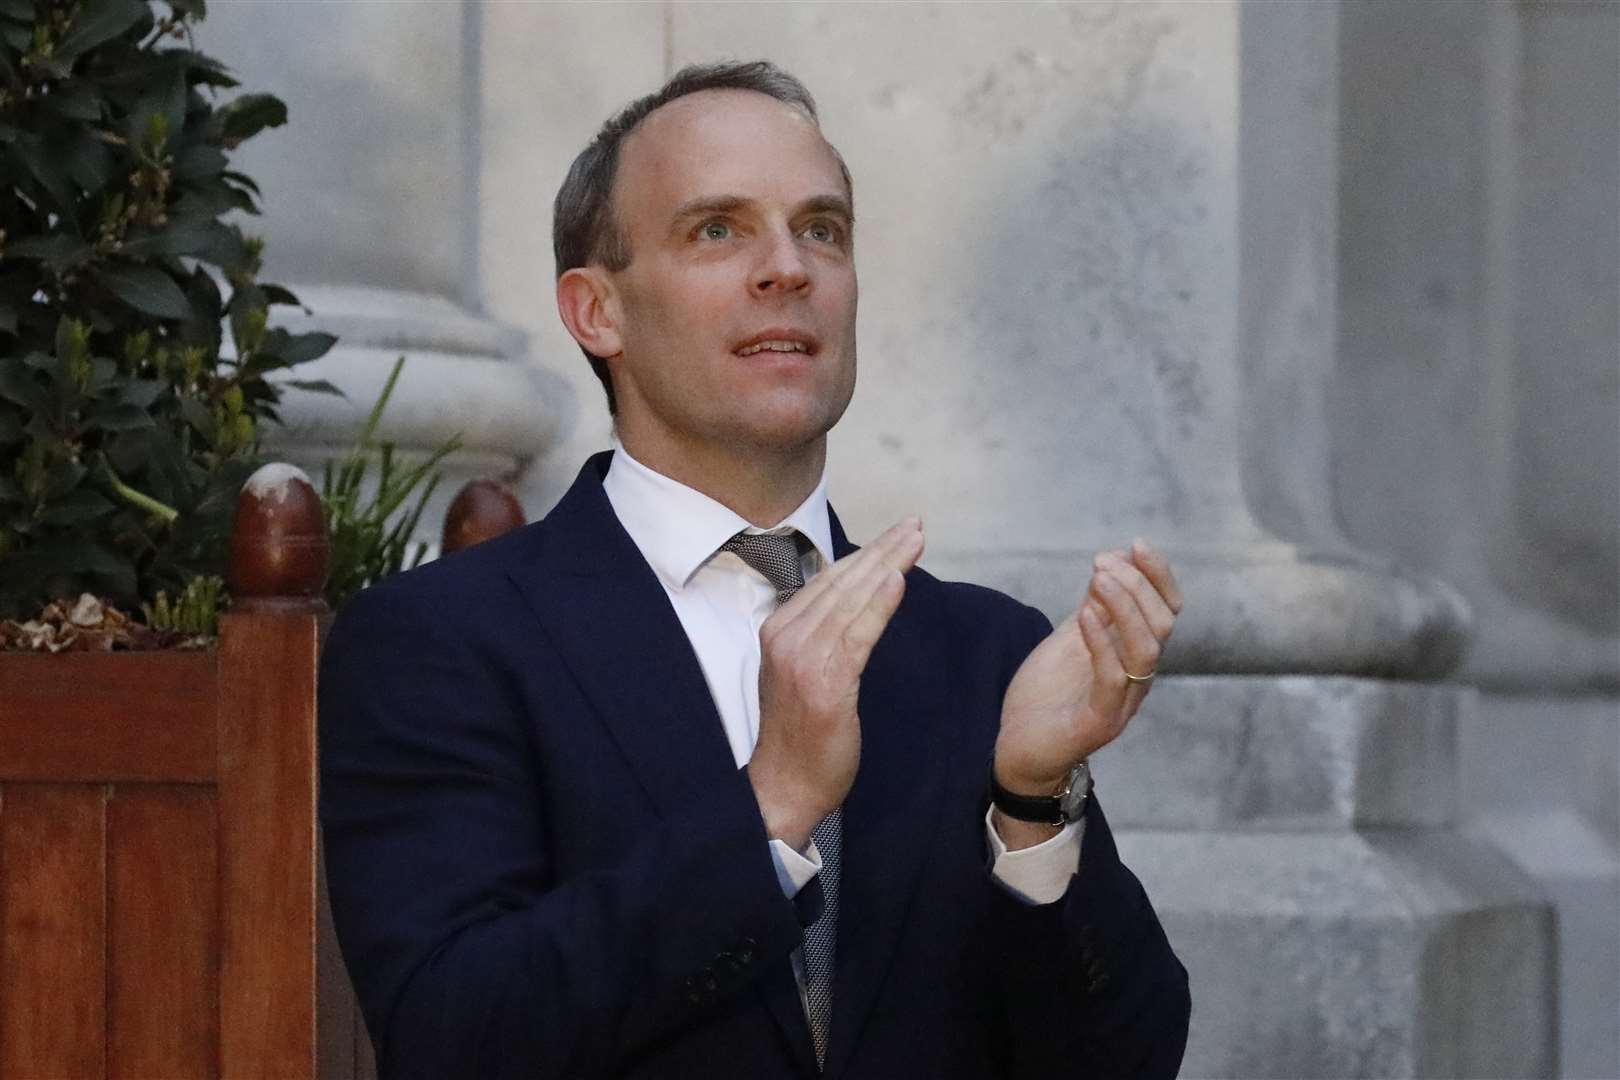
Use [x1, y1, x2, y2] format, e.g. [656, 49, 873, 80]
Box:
[751, 229, 810, 295]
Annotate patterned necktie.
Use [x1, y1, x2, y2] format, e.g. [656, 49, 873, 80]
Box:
[722, 530, 842, 1070]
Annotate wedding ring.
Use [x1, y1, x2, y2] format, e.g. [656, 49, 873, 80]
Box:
[1123, 669, 1157, 684]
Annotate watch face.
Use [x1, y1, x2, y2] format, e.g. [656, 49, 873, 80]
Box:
[1059, 762, 1092, 821]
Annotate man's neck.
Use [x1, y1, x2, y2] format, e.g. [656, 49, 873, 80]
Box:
[615, 426, 826, 528]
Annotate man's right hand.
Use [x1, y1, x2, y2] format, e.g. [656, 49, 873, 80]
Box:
[747, 518, 926, 850]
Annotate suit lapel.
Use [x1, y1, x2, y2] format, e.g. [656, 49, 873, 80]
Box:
[821, 515, 953, 1079]
[506, 453, 745, 825]
[508, 454, 822, 1075]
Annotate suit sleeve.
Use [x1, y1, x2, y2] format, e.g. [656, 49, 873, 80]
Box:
[986, 605, 1192, 1079]
[318, 582, 806, 1079]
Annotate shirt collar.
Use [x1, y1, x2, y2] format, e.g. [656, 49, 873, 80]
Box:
[602, 443, 834, 592]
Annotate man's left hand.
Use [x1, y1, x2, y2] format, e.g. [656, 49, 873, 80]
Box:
[993, 540, 1183, 812]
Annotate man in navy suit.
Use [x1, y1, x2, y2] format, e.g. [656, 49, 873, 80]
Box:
[319, 61, 1190, 1078]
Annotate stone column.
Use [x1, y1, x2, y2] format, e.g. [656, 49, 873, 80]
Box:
[192, 3, 556, 538]
[1335, 2, 1618, 1075]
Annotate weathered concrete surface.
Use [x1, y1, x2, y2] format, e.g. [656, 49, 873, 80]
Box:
[1096, 676, 1461, 831]
[1122, 827, 1555, 1079]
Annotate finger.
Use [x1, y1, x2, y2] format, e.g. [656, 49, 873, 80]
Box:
[1129, 538, 1184, 615]
[779, 523, 921, 643]
[794, 530, 912, 641]
[778, 518, 916, 622]
[839, 564, 908, 667]
[1078, 602, 1128, 720]
[1094, 551, 1175, 641]
[1091, 565, 1162, 680]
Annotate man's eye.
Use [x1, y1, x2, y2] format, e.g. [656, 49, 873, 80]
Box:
[700, 222, 731, 241]
[804, 221, 840, 243]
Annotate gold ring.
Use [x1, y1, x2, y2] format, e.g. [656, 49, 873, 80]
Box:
[1123, 669, 1156, 684]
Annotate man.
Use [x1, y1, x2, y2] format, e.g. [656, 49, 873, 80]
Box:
[320, 61, 1189, 1079]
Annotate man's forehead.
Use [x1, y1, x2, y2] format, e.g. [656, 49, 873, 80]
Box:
[617, 88, 838, 188]
[633, 87, 819, 146]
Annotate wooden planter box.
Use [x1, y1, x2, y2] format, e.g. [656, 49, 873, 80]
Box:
[0, 611, 371, 1078]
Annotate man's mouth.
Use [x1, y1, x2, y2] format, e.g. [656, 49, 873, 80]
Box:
[733, 330, 819, 357]
[737, 340, 810, 357]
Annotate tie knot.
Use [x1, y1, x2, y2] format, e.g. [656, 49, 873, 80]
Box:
[722, 530, 807, 605]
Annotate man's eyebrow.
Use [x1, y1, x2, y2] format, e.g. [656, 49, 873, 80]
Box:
[796, 195, 854, 222]
[670, 196, 751, 230]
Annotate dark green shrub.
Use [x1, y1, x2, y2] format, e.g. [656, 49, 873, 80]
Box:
[0, 0, 336, 618]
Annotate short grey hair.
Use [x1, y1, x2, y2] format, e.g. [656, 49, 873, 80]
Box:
[552, 60, 852, 415]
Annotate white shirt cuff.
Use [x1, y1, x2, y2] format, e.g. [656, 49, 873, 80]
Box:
[769, 836, 823, 898]
[984, 805, 1086, 905]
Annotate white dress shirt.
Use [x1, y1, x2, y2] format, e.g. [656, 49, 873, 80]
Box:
[601, 444, 1083, 908]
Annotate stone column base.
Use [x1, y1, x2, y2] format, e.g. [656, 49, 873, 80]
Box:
[1096, 676, 1557, 1078]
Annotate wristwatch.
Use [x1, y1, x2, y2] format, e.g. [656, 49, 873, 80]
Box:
[989, 760, 1092, 826]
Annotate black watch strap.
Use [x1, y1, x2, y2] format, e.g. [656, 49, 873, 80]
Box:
[989, 761, 1089, 826]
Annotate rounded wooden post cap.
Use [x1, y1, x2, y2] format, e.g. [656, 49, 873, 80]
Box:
[228, 463, 329, 613]
[442, 479, 526, 556]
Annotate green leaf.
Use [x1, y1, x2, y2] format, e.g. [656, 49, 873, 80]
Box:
[43, 458, 86, 499]
[104, 427, 149, 473]
[126, 66, 187, 153]
[55, 0, 147, 63]
[39, 487, 115, 525]
[0, 474, 19, 502]
[177, 393, 211, 439]
[12, 137, 79, 218]
[0, 356, 50, 413]
[212, 93, 286, 145]
[84, 356, 118, 396]
[164, 47, 236, 89]
[123, 220, 244, 267]
[60, 130, 113, 195]
[87, 402, 154, 431]
[172, 141, 226, 180]
[262, 329, 336, 368]
[221, 169, 261, 197]
[115, 379, 165, 408]
[0, 406, 21, 442]
[41, 83, 104, 122]
[0, 1, 35, 22]
[5, 232, 92, 270]
[0, 300, 16, 335]
[98, 264, 193, 320]
[280, 378, 345, 398]
[171, 175, 258, 219]
[259, 283, 304, 308]
[8, 537, 137, 600]
[0, 21, 29, 49]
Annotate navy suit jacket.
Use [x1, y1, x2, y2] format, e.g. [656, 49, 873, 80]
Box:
[319, 453, 1189, 1079]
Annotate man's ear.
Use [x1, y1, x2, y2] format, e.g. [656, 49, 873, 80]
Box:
[556, 267, 624, 360]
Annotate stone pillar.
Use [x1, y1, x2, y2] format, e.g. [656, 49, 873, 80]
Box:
[192, 3, 556, 538]
[1335, 2, 1619, 1075]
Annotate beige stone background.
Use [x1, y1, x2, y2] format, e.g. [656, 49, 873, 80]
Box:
[196, 2, 1616, 1076]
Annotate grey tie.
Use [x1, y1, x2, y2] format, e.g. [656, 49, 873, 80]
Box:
[722, 530, 842, 1070]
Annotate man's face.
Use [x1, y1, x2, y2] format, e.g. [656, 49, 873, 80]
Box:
[602, 89, 858, 459]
